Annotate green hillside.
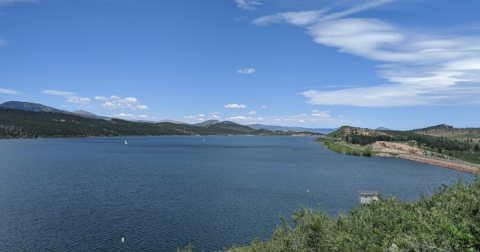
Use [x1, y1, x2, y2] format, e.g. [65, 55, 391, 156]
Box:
[0, 108, 320, 138]
[321, 126, 480, 164]
[411, 124, 480, 141]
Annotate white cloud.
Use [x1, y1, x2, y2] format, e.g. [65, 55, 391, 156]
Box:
[226, 116, 264, 122]
[311, 110, 330, 117]
[226, 110, 334, 126]
[183, 114, 207, 123]
[99, 95, 148, 110]
[237, 68, 255, 74]
[42, 90, 93, 104]
[248, 111, 256, 115]
[0, 88, 19, 94]
[0, 38, 6, 46]
[235, 0, 261, 10]
[66, 97, 91, 103]
[95, 96, 108, 101]
[338, 115, 344, 118]
[261, 105, 268, 109]
[210, 114, 221, 120]
[320, 0, 395, 21]
[225, 103, 247, 109]
[42, 90, 75, 96]
[253, 9, 328, 26]
[254, 0, 480, 106]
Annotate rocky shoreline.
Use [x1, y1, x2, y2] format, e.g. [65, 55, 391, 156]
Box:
[371, 141, 479, 174]
[397, 154, 479, 174]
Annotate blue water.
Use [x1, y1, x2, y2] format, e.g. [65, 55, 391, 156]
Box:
[0, 136, 473, 251]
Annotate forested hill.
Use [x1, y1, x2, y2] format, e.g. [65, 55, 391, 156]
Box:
[0, 108, 320, 139]
[324, 126, 480, 164]
[410, 124, 480, 141]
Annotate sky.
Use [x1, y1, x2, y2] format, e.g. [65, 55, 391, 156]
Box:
[1, 0, 479, 130]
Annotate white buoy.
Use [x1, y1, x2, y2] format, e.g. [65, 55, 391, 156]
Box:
[307, 190, 309, 193]
[121, 237, 125, 243]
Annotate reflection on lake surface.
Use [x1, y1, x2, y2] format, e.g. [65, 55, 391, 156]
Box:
[0, 136, 473, 251]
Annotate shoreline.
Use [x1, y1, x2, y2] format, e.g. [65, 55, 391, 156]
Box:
[374, 153, 479, 174]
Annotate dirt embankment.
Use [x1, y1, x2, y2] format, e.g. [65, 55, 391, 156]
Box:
[373, 141, 424, 154]
[372, 141, 479, 174]
[397, 154, 479, 174]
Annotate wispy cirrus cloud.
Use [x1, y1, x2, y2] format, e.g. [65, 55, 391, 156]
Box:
[42, 90, 91, 103]
[320, 0, 395, 21]
[96, 95, 148, 110]
[253, 9, 328, 26]
[42, 90, 75, 96]
[225, 103, 247, 109]
[0, 88, 19, 94]
[237, 68, 255, 74]
[235, 0, 261, 10]
[254, 0, 480, 107]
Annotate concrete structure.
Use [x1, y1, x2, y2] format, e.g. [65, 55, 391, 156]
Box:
[359, 191, 379, 205]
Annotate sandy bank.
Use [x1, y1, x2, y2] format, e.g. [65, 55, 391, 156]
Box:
[371, 141, 479, 174]
[397, 154, 479, 174]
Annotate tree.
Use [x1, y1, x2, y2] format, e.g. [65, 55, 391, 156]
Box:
[475, 143, 479, 152]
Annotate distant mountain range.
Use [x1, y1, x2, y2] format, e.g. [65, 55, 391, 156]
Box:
[0, 101, 422, 137]
[0, 101, 110, 120]
[194, 120, 220, 126]
[0, 101, 323, 139]
[0, 101, 70, 113]
[247, 124, 338, 134]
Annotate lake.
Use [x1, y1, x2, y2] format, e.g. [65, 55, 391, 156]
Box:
[0, 136, 473, 251]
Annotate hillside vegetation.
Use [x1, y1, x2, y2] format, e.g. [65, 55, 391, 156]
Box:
[0, 108, 320, 138]
[178, 176, 480, 252]
[411, 124, 480, 142]
[320, 126, 480, 165]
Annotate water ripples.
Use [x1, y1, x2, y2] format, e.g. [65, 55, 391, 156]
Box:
[0, 136, 473, 251]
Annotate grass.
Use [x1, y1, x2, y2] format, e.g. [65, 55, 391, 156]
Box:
[314, 138, 373, 157]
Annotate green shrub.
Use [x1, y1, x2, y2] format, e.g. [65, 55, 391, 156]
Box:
[179, 175, 480, 252]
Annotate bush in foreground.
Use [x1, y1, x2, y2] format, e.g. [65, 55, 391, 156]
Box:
[179, 175, 480, 252]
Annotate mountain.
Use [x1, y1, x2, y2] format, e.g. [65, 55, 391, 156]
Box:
[0, 106, 322, 139]
[72, 110, 110, 120]
[376, 127, 391, 130]
[158, 119, 188, 124]
[411, 124, 454, 132]
[248, 124, 336, 134]
[194, 120, 220, 126]
[410, 124, 480, 141]
[0, 101, 70, 114]
[0, 101, 112, 120]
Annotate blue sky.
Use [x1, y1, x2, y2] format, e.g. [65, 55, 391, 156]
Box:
[1, 0, 479, 130]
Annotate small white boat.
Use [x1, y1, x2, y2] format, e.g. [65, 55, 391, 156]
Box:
[125, 140, 128, 145]
[203, 138, 205, 142]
